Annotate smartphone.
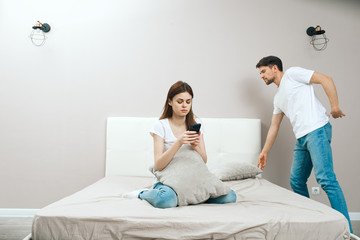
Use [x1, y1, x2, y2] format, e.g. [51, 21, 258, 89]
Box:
[189, 123, 201, 133]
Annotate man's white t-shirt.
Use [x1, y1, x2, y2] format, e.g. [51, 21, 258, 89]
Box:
[273, 67, 329, 139]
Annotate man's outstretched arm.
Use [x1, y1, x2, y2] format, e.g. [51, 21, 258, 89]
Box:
[258, 113, 284, 170]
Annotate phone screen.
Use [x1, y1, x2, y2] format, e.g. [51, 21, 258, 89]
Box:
[189, 123, 201, 133]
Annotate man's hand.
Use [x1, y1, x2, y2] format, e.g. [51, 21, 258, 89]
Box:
[330, 106, 346, 119]
[258, 152, 268, 170]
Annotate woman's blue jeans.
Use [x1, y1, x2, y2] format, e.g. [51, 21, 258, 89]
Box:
[138, 182, 237, 209]
[290, 122, 352, 233]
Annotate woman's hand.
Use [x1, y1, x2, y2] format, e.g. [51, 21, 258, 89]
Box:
[179, 130, 200, 148]
[189, 131, 201, 150]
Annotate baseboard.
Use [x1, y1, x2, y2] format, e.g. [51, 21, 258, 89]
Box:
[1, 208, 360, 220]
[0, 208, 39, 217]
[350, 212, 360, 221]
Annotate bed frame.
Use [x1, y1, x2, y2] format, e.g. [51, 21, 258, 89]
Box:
[27, 117, 358, 240]
[105, 117, 356, 239]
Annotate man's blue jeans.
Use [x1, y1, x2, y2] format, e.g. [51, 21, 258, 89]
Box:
[290, 122, 352, 233]
[139, 182, 237, 209]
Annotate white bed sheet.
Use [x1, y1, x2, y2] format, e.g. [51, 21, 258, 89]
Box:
[32, 175, 350, 240]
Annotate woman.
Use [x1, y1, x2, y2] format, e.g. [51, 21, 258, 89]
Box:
[124, 81, 236, 208]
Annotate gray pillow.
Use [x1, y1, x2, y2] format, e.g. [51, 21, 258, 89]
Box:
[149, 145, 231, 206]
[207, 160, 262, 181]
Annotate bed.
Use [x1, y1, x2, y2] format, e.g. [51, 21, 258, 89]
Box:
[29, 117, 354, 240]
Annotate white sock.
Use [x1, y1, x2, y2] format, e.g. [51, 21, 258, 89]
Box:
[122, 189, 148, 199]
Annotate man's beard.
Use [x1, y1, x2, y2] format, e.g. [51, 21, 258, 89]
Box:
[266, 77, 275, 85]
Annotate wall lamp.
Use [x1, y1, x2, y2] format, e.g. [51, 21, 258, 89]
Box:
[306, 25, 329, 51]
[29, 21, 51, 47]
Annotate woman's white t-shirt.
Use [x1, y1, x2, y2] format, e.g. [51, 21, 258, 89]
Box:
[149, 118, 202, 183]
[149, 118, 203, 150]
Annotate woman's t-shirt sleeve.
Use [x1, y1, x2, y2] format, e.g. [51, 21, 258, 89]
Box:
[150, 120, 165, 138]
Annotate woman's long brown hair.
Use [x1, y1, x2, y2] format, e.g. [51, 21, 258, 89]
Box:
[160, 81, 197, 130]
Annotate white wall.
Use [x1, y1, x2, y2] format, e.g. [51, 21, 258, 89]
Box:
[0, 0, 359, 211]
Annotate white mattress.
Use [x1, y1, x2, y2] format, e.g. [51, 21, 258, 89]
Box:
[32, 175, 350, 240]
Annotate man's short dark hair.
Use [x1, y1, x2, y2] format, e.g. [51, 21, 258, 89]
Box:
[256, 56, 283, 71]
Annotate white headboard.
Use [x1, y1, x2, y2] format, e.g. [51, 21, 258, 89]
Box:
[105, 117, 261, 177]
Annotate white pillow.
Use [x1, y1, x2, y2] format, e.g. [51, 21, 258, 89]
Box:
[150, 145, 231, 206]
[207, 160, 262, 181]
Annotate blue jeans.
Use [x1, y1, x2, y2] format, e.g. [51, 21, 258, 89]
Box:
[138, 182, 237, 209]
[290, 122, 352, 233]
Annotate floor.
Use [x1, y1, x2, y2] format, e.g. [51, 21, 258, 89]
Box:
[0, 217, 359, 240]
[354, 221, 360, 238]
[0, 217, 33, 240]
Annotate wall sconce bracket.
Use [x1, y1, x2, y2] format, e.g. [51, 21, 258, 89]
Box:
[32, 23, 51, 33]
[30, 21, 51, 47]
[306, 25, 329, 51]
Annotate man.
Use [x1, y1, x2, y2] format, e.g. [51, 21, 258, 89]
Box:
[256, 56, 352, 233]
